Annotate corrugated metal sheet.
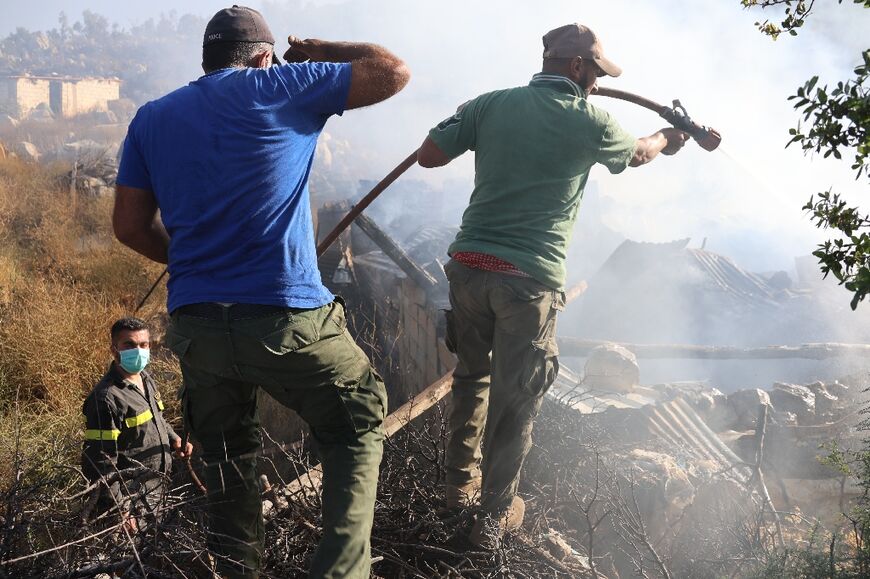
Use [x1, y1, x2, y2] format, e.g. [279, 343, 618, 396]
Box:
[548, 366, 750, 482]
[686, 248, 778, 305]
[646, 398, 750, 482]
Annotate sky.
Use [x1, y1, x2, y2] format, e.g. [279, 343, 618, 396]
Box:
[4, 0, 869, 274]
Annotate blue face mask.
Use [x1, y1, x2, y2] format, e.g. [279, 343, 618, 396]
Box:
[119, 348, 150, 374]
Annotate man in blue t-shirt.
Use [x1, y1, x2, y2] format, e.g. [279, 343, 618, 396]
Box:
[113, 6, 409, 578]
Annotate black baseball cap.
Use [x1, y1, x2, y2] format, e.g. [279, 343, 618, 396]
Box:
[204, 5, 281, 65]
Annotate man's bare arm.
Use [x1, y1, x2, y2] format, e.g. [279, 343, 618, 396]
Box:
[417, 136, 453, 168]
[284, 38, 410, 110]
[629, 127, 689, 167]
[113, 185, 169, 264]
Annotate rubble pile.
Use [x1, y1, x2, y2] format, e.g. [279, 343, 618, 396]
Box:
[2, 351, 867, 577]
[308, 202, 870, 576]
[540, 355, 869, 575]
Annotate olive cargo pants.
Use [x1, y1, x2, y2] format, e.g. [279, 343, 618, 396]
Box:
[443, 260, 563, 516]
[166, 299, 386, 579]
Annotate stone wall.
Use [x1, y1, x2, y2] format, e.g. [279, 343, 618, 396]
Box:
[0, 78, 14, 115]
[0, 76, 121, 119]
[60, 78, 120, 117]
[398, 278, 455, 392]
[0, 77, 50, 117]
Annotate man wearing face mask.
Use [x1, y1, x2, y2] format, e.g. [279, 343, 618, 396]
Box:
[81, 317, 192, 530]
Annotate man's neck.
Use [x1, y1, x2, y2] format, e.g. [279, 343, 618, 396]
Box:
[114, 362, 144, 388]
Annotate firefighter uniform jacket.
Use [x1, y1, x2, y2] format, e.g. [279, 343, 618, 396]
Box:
[81, 363, 180, 502]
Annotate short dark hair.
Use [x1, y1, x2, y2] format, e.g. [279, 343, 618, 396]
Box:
[541, 57, 576, 74]
[111, 317, 149, 341]
[202, 41, 273, 73]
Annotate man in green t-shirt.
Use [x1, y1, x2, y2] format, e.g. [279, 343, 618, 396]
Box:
[417, 23, 689, 548]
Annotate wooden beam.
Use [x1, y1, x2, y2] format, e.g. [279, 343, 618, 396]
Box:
[557, 338, 870, 360]
[274, 281, 588, 507]
[384, 371, 454, 438]
[354, 212, 437, 290]
[277, 371, 455, 504]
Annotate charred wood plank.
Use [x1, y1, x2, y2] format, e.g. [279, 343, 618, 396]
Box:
[354, 212, 438, 290]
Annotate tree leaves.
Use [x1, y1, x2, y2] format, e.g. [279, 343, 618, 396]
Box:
[775, 32, 869, 308]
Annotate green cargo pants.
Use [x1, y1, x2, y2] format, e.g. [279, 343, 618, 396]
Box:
[166, 299, 386, 579]
[443, 260, 563, 516]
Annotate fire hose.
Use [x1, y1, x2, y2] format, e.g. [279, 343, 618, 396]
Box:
[132, 89, 721, 493]
[134, 87, 720, 312]
[594, 87, 721, 152]
[314, 89, 721, 258]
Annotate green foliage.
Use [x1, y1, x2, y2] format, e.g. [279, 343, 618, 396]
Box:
[744, 1, 870, 309]
[795, 53, 870, 310]
[804, 189, 870, 309]
[741, 0, 870, 39]
[789, 54, 870, 179]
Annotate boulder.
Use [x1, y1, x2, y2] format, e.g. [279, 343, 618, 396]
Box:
[79, 176, 110, 197]
[725, 388, 770, 430]
[0, 115, 18, 130]
[664, 382, 724, 412]
[582, 343, 639, 393]
[806, 381, 838, 415]
[64, 139, 107, 156]
[628, 449, 695, 523]
[769, 382, 815, 422]
[773, 411, 798, 426]
[91, 110, 118, 124]
[107, 97, 137, 121]
[825, 380, 850, 399]
[14, 141, 40, 163]
[28, 103, 54, 122]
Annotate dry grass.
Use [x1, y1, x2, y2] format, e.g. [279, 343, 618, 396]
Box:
[0, 155, 175, 490]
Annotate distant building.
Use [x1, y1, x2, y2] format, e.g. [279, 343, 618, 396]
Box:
[0, 74, 121, 119]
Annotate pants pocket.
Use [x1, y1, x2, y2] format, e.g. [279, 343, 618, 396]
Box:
[335, 369, 387, 435]
[519, 339, 559, 398]
[260, 315, 320, 355]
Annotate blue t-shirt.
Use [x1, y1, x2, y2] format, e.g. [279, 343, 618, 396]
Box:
[117, 63, 351, 312]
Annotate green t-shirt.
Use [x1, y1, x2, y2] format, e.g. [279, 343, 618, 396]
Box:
[429, 73, 637, 290]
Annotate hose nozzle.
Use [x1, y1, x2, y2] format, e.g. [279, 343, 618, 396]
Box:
[661, 99, 721, 152]
[691, 126, 722, 152]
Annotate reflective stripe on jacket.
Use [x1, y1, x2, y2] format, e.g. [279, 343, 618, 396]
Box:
[81, 364, 179, 501]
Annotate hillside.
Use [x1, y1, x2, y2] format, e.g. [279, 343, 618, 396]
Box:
[0, 11, 203, 104]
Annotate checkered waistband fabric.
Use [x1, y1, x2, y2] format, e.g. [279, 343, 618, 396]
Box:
[451, 252, 530, 277]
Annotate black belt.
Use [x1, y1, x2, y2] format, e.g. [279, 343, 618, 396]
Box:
[174, 303, 286, 320]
